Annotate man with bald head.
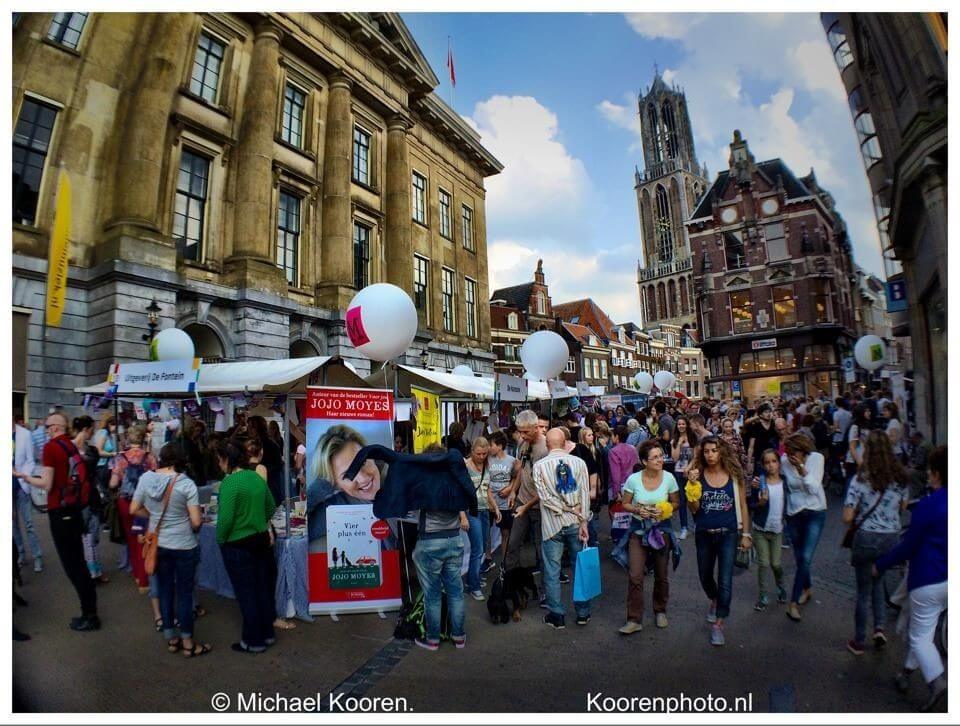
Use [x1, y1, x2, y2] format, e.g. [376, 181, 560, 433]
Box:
[532, 428, 592, 628]
[16, 411, 99, 631]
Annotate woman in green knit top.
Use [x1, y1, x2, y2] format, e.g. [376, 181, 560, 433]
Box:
[216, 440, 277, 653]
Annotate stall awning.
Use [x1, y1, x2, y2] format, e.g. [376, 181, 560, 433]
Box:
[366, 365, 575, 401]
[74, 356, 369, 397]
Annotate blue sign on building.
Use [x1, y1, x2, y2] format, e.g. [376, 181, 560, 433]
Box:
[886, 279, 908, 313]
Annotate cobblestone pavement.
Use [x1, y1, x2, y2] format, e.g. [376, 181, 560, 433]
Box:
[13, 493, 934, 713]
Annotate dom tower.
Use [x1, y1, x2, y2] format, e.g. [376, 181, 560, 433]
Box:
[635, 69, 709, 331]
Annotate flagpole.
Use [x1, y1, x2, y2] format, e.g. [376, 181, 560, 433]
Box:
[447, 36, 453, 109]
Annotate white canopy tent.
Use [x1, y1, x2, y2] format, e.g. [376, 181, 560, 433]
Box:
[365, 364, 575, 401]
[74, 356, 368, 397]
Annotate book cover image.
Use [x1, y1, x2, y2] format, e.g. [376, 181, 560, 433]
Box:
[326, 505, 381, 590]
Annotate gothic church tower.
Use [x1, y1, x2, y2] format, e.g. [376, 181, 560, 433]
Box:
[634, 69, 709, 329]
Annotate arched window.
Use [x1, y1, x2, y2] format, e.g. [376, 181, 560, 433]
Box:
[648, 104, 662, 164]
[646, 286, 657, 322]
[655, 184, 674, 262]
[667, 279, 677, 318]
[661, 101, 679, 159]
[657, 283, 667, 321]
[680, 275, 689, 314]
[507, 312, 518, 330]
[184, 323, 226, 363]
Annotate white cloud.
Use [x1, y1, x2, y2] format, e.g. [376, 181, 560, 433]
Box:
[625, 13, 705, 40]
[617, 13, 884, 277]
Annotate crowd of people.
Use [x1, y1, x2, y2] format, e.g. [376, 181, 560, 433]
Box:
[11, 384, 947, 710]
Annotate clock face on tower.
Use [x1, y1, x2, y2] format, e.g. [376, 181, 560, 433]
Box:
[721, 207, 738, 224]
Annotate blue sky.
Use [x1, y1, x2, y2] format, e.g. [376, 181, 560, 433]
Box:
[403, 12, 884, 323]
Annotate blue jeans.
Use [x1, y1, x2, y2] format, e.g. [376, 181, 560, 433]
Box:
[785, 509, 826, 604]
[412, 535, 466, 642]
[694, 529, 737, 619]
[675, 473, 689, 529]
[587, 515, 599, 548]
[157, 546, 200, 640]
[465, 511, 490, 592]
[221, 541, 276, 649]
[541, 524, 591, 618]
[13, 486, 42, 562]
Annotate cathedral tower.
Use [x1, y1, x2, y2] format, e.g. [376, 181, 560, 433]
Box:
[634, 68, 709, 329]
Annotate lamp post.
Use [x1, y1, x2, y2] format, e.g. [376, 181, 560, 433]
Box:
[142, 299, 161, 343]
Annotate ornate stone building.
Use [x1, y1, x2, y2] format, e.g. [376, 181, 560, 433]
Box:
[12, 12, 501, 418]
[690, 131, 858, 403]
[821, 12, 946, 442]
[634, 69, 709, 330]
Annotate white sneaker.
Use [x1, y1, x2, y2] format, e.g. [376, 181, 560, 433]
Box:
[678, 528, 688, 540]
[470, 590, 485, 601]
[33, 559, 43, 573]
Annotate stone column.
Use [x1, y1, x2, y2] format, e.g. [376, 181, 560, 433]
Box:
[316, 72, 354, 310]
[226, 21, 287, 295]
[101, 13, 194, 267]
[384, 113, 413, 295]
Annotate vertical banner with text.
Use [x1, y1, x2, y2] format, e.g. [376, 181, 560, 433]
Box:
[305, 387, 401, 615]
[411, 386, 441, 453]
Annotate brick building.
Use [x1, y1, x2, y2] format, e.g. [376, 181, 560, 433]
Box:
[689, 131, 857, 403]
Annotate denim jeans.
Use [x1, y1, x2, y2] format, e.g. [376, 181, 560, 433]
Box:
[13, 485, 42, 562]
[412, 535, 466, 642]
[587, 515, 599, 548]
[221, 541, 276, 649]
[851, 531, 899, 643]
[694, 529, 737, 619]
[157, 546, 200, 640]
[785, 509, 826, 604]
[465, 510, 490, 591]
[82, 508, 102, 576]
[675, 473, 689, 530]
[541, 524, 591, 618]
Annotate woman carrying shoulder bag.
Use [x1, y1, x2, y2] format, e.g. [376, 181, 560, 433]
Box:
[130, 443, 209, 657]
[842, 430, 908, 656]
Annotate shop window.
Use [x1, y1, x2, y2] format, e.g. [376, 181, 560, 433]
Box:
[778, 348, 796, 368]
[756, 349, 777, 373]
[803, 345, 835, 367]
[738, 353, 755, 374]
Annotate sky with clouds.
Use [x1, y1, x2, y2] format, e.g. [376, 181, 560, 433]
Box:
[403, 12, 884, 325]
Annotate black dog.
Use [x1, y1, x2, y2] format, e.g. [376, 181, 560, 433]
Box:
[491, 567, 538, 623]
[487, 573, 511, 624]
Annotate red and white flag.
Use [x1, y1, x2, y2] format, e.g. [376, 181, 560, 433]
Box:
[446, 39, 456, 88]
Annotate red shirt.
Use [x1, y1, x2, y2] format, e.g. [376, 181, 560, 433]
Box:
[42, 434, 75, 511]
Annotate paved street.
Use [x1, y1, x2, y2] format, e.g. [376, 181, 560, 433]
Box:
[13, 494, 930, 713]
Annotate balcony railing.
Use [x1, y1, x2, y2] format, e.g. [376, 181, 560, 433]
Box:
[638, 255, 693, 281]
[636, 158, 700, 183]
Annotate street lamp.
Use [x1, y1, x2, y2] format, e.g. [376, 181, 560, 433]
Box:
[420, 349, 430, 368]
[142, 299, 161, 343]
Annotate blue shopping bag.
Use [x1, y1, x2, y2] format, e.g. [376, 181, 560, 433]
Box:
[573, 546, 601, 602]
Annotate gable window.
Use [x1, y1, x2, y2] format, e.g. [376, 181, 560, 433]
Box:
[535, 293, 546, 315]
[413, 255, 429, 320]
[47, 12, 88, 49]
[461, 204, 474, 251]
[441, 268, 455, 333]
[352, 222, 370, 290]
[13, 97, 58, 226]
[172, 149, 210, 262]
[281, 83, 306, 149]
[190, 32, 226, 104]
[730, 291, 753, 334]
[565, 357, 576, 374]
[764, 222, 789, 262]
[507, 312, 518, 330]
[352, 126, 371, 185]
[772, 285, 796, 328]
[724, 231, 746, 270]
[464, 277, 478, 338]
[439, 188, 452, 239]
[411, 172, 427, 225]
[277, 190, 300, 285]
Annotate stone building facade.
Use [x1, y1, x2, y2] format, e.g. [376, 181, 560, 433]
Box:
[634, 70, 710, 331]
[12, 12, 501, 419]
[690, 131, 858, 404]
[821, 12, 946, 442]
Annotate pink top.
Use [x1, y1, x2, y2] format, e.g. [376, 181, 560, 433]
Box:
[608, 443, 640, 500]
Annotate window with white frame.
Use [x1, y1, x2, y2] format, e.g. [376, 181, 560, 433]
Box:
[352, 221, 370, 290]
[281, 83, 306, 148]
[190, 31, 226, 104]
[764, 221, 789, 262]
[412, 172, 427, 225]
[352, 126, 371, 184]
[507, 312, 518, 330]
[413, 255, 429, 319]
[462, 204, 474, 251]
[464, 277, 477, 338]
[565, 357, 576, 374]
[47, 12, 88, 49]
[601, 359, 608, 379]
[277, 190, 301, 285]
[13, 97, 59, 226]
[441, 268, 455, 332]
[172, 149, 211, 261]
[439, 188, 452, 239]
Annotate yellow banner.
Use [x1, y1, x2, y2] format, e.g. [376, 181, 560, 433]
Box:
[411, 386, 441, 454]
[45, 169, 71, 327]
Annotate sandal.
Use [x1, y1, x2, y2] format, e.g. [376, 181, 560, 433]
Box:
[273, 618, 296, 630]
[194, 606, 207, 618]
[182, 642, 213, 658]
[167, 637, 182, 653]
[154, 617, 164, 632]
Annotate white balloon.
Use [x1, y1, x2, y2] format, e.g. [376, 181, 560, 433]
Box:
[345, 284, 419, 362]
[634, 371, 654, 394]
[520, 330, 569, 380]
[150, 328, 195, 361]
[854, 335, 887, 371]
[452, 364, 474, 377]
[653, 370, 676, 392]
[522, 371, 540, 381]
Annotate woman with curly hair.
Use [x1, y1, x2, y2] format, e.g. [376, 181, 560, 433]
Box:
[842, 430, 908, 655]
[684, 436, 752, 646]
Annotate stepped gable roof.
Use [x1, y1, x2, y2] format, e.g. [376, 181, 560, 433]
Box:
[489, 283, 534, 311]
[690, 158, 813, 221]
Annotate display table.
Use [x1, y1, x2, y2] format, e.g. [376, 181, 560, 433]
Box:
[197, 523, 312, 621]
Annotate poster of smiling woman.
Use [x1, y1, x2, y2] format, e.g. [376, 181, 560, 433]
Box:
[305, 386, 402, 615]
